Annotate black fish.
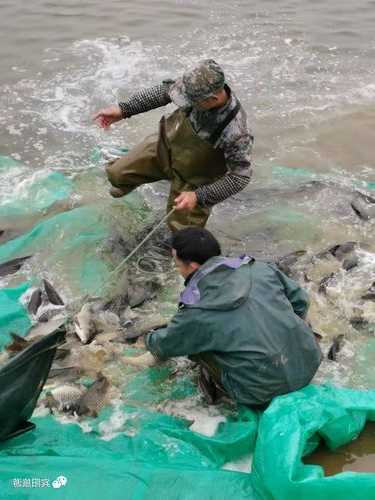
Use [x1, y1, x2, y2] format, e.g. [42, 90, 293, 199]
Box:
[128, 284, 151, 308]
[42, 279, 64, 306]
[27, 288, 42, 315]
[351, 193, 375, 221]
[318, 273, 336, 294]
[327, 334, 345, 361]
[342, 255, 359, 271]
[328, 242, 357, 260]
[0, 255, 32, 277]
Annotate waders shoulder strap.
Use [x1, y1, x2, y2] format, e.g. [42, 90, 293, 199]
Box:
[208, 101, 241, 145]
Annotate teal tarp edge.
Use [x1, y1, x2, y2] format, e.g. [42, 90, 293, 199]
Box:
[0, 171, 73, 217]
[0, 283, 31, 348]
[252, 385, 375, 500]
[0, 205, 108, 264]
[0, 155, 73, 220]
[271, 164, 375, 191]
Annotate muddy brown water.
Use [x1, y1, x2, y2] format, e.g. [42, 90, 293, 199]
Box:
[304, 422, 375, 476]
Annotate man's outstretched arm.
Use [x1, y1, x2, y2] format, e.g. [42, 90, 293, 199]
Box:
[145, 308, 215, 360]
[93, 80, 173, 128]
[118, 81, 173, 118]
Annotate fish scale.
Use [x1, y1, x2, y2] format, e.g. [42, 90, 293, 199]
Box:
[48, 384, 84, 411]
[74, 375, 110, 417]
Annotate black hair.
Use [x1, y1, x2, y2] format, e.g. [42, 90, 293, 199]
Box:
[171, 227, 221, 265]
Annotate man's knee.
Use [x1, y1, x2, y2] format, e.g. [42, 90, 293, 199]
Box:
[105, 159, 124, 187]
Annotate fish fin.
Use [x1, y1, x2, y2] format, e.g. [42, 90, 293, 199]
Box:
[43, 278, 64, 305]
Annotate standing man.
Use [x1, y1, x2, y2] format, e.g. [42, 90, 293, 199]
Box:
[125, 228, 322, 408]
[93, 59, 253, 231]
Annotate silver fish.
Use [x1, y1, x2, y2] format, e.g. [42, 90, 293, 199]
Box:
[73, 374, 109, 417]
[46, 384, 84, 412]
[74, 303, 97, 344]
[27, 288, 43, 315]
[351, 193, 375, 221]
[37, 306, 65, 323]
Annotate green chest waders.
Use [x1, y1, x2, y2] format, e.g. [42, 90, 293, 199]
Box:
[106, 104, 240, 231]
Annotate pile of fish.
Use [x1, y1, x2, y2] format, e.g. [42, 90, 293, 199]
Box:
[276, 241, 375, 363]
[1, 226, 375, 420]
[0, 228, 176, 420]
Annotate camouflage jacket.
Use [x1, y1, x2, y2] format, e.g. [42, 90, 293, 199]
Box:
[119, 81, 253, 207]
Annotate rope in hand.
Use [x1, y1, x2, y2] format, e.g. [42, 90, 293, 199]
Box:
[109, 206, 176, 278]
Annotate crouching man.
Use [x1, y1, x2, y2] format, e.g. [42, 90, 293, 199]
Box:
[127, 228, 322, 408]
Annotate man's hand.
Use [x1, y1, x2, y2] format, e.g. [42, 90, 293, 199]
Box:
[174, 191, 198, 211]
[93, 105, 123, 129]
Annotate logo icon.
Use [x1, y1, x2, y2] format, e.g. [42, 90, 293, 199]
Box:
[52, 476, 68, 489]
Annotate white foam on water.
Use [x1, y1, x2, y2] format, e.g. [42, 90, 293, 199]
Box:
[1, 169, 50, 206]
[29, 37, 170, 139]
[32, 406, 51, 418]
[189, 414, 227, 437]
[353, 83, 375, 100]
[161, 397, 227, 437]
[1, 6, 373, 172]
[314, 341, 359, 388]
[53, 412, 93, 433]
[98, 399, 136, 441]
[324, 250, 375, 324]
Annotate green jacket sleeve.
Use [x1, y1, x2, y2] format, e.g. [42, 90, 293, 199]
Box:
[271, 264, 310, 319]
[145, 307, 214, 360]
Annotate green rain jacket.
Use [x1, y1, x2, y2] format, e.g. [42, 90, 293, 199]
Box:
[146, 256, 322, 406]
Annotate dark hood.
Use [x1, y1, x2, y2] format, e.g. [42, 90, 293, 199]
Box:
[180, 256, 253, 311]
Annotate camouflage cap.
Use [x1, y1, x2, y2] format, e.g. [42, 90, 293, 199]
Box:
[169, 59, 225, 106]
